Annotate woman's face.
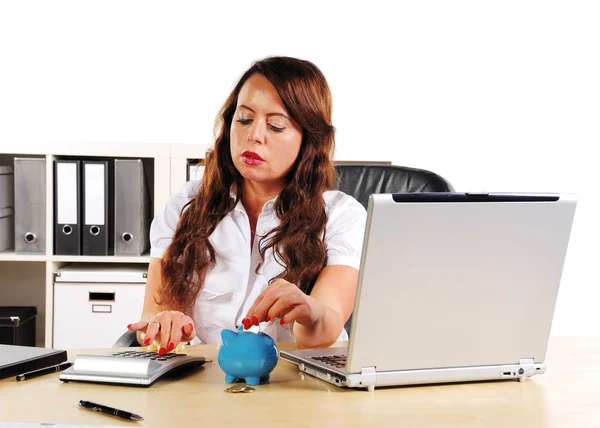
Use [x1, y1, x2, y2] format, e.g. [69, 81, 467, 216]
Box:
[230, 73, 303, 190]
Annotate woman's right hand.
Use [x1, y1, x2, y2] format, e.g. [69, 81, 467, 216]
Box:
[127, 310, 196, 355]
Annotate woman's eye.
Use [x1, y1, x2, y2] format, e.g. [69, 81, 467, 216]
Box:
[269, 124, 285, 132]
[236, 118, 252, 125]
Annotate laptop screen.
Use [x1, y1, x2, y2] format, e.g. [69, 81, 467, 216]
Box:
[346, 192, 576, 374]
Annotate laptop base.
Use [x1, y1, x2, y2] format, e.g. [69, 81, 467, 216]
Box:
[280, 347, 546, 391]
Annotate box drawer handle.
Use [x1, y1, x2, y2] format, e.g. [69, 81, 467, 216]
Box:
[89, 292, 115, 302]
[92, 305, 112, 313]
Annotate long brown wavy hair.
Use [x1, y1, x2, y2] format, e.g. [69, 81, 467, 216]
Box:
[158, 56, 336, 311]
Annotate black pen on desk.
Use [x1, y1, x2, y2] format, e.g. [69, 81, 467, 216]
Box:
[79, 400, 144, 422]
[15, 361, 73, 381]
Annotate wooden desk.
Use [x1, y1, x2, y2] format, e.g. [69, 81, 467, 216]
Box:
[1, 337, 599, 427]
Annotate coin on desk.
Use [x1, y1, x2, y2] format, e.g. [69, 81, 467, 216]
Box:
[225, 383, 248, 393]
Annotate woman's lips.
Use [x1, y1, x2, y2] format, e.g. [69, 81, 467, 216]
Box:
[241, 151, 265, 166]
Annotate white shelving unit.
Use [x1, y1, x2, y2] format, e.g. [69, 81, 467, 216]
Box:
[170, 143, 209, 194]
[0, 142, 210, 348]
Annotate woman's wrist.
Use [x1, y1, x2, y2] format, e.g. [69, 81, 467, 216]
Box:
[293, 304, 342, 348]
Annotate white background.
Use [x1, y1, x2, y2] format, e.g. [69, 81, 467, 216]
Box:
[1, 1, 598, 335]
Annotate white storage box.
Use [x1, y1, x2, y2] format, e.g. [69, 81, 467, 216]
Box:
[53, 264, 147, 349]
[0, 207, 14, 251]
[0, 165, 13, 209]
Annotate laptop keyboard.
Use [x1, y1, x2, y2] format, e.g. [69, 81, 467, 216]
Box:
[310, 354, 347, 369]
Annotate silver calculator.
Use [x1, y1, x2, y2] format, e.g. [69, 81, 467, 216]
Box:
[59, 350, 209, 387]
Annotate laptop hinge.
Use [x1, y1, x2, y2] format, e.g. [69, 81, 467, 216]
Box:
[517, 358, 536, 383]
[361, 367, 377, 392]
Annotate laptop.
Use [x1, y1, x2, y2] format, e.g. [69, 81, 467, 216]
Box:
[280, 192, 577, 391]
[0, 344, 67, 380]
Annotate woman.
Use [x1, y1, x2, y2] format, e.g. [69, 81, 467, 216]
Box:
[128, 56, 366, 355]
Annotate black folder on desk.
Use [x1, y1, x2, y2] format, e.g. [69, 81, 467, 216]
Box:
[0, 344, 67, 380]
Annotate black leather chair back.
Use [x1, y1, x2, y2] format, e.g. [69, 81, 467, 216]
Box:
[334, 163, 454, 336]
[334, 163, 454, 209]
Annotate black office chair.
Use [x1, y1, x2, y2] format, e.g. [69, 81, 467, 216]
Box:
[114, 329, 138, 348]
[334, 163, 454, 336]
[113, 163, 454, 347]
[334, 163, 454, 210]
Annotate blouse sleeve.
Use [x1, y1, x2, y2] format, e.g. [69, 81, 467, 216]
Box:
[149, 181, 200, 259]
[324, 192, 368, 270]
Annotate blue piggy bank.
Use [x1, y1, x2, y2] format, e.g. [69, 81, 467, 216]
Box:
[218, 326, 278, 386]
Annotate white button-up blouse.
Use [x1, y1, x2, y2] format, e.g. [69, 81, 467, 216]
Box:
[149, 181, 367, 344]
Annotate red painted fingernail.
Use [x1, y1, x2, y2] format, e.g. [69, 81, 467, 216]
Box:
[127, 324, 133, 330]
[242, 318, 252, 330]
[280, 318, 286, 325]
[265, 315, 271, 322]
[143, 338, 152, 345]
[251, 315, 259, 326]
[168, 342, 175, 352]
[158, 347, 167, 355]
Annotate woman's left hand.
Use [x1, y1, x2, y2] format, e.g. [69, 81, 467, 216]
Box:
[242, 279, 324, 329]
